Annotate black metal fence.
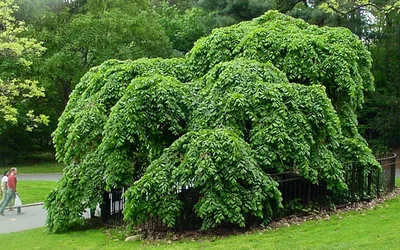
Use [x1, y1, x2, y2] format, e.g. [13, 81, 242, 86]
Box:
[378, 154, 397, 192]
[100, 188, 125, 226]
[269, 172, 329, 208]
[339, 154, 396, 203]
[340, 162, 379, 203]
[101, 154, 397, 228]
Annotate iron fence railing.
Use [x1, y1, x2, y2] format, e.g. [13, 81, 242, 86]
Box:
[378, 153, 397, 192]
[269, 171, 329, 207]
[100, 188, 125, 226]
[101, 154, 397, 228]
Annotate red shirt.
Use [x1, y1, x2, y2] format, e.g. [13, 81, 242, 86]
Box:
[8, 174, 17, 192]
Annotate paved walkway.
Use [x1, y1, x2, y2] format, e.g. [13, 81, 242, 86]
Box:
[0, 205, 91, 234]
[18, 173, 62, 181]
[0, 205, 47, 234]
[0, 173, 62, 234]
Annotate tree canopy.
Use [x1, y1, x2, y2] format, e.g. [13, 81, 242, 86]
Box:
[0, 0, 48, 134]
[45, 10, 379, 233]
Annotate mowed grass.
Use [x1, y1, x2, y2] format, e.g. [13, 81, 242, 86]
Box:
[0, 162, 64, 174]
[18, 181, 58, 204]
[1, 195, 400, 249]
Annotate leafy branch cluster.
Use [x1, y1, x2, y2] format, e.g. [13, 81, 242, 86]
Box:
[46, 11, 379, 233]
[0, 0, 48, 133]
[189, 59, 345, 189]
[47, 58, 189, 232]
[124, 129, 282, 230]
[318, 0, 400, 17]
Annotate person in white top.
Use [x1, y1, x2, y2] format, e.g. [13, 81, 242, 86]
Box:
[0, 170, 13, 211]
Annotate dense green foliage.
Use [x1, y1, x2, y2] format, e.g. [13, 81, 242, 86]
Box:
[197, 0, 278, 22]
[186, 0, 400, 149]
[2, 0, 398, 164]
[47, 58, 189, 233]
[0, 0, 48, 134]
[359, 10, 400, 150]
[100, 74, 189, 187]
[186, 12, 377, 166]
[46, 11, 379, 233]
[125, 129, 282, 229]
[0, 0, 175, 163]
[157, 5, 213, 54]
[36, 0, 173, 110]
[189, 59, 346, 189]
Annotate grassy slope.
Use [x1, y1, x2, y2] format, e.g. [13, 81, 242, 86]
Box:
[18, 181, 57, 204]
[0, 162, 64, 174]
[0, 196, 399, 249]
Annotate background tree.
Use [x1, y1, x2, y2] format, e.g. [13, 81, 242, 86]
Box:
[0, 0, 177, 164]
[359, 9, 400, 151]
[0, 0, 48, 135]
[156, 3, 214, 55]
[36, 0, 173, 111]
[197, 0, 278, 21]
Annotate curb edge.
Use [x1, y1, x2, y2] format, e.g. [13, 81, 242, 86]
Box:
[21, 202, 44, 208]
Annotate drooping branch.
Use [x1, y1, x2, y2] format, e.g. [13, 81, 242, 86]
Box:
[323, 0, 397, 17]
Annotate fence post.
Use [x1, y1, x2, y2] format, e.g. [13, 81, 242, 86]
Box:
[390, 156, 396, 191]
[351, 162, 356, 203]
[367, 172, 372, 197]
[359, 164, 364, 200]
[376, 170, 380, 198]
[375, 153, 397, 195]
[101, 190, 111, 224]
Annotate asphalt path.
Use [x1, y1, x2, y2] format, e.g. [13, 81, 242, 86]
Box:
[0, 205, 91, 234]
[18, 173, 62, 181]
[0, 173, 62, 234]
[0, 205, 47, 234]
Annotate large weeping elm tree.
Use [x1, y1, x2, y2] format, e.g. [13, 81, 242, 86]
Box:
[45, 11, 379, 233]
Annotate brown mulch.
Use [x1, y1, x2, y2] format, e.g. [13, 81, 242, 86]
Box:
[136, 188, 400, 242]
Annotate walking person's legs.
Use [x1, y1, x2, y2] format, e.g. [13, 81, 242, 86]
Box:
[0, 187, 5, 207]
[8, 196, 14, 211]
[0, 189, 16, 215]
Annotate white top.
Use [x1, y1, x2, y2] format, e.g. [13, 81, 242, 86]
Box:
[1, 176, 7, 189]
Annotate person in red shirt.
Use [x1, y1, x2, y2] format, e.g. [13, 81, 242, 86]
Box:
[0, 167, 22, 215]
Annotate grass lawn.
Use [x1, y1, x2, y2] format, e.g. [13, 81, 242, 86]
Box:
[0, 162, 64, 174]
[0, 195, 400, 249]
[18, 181, 58, 204]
